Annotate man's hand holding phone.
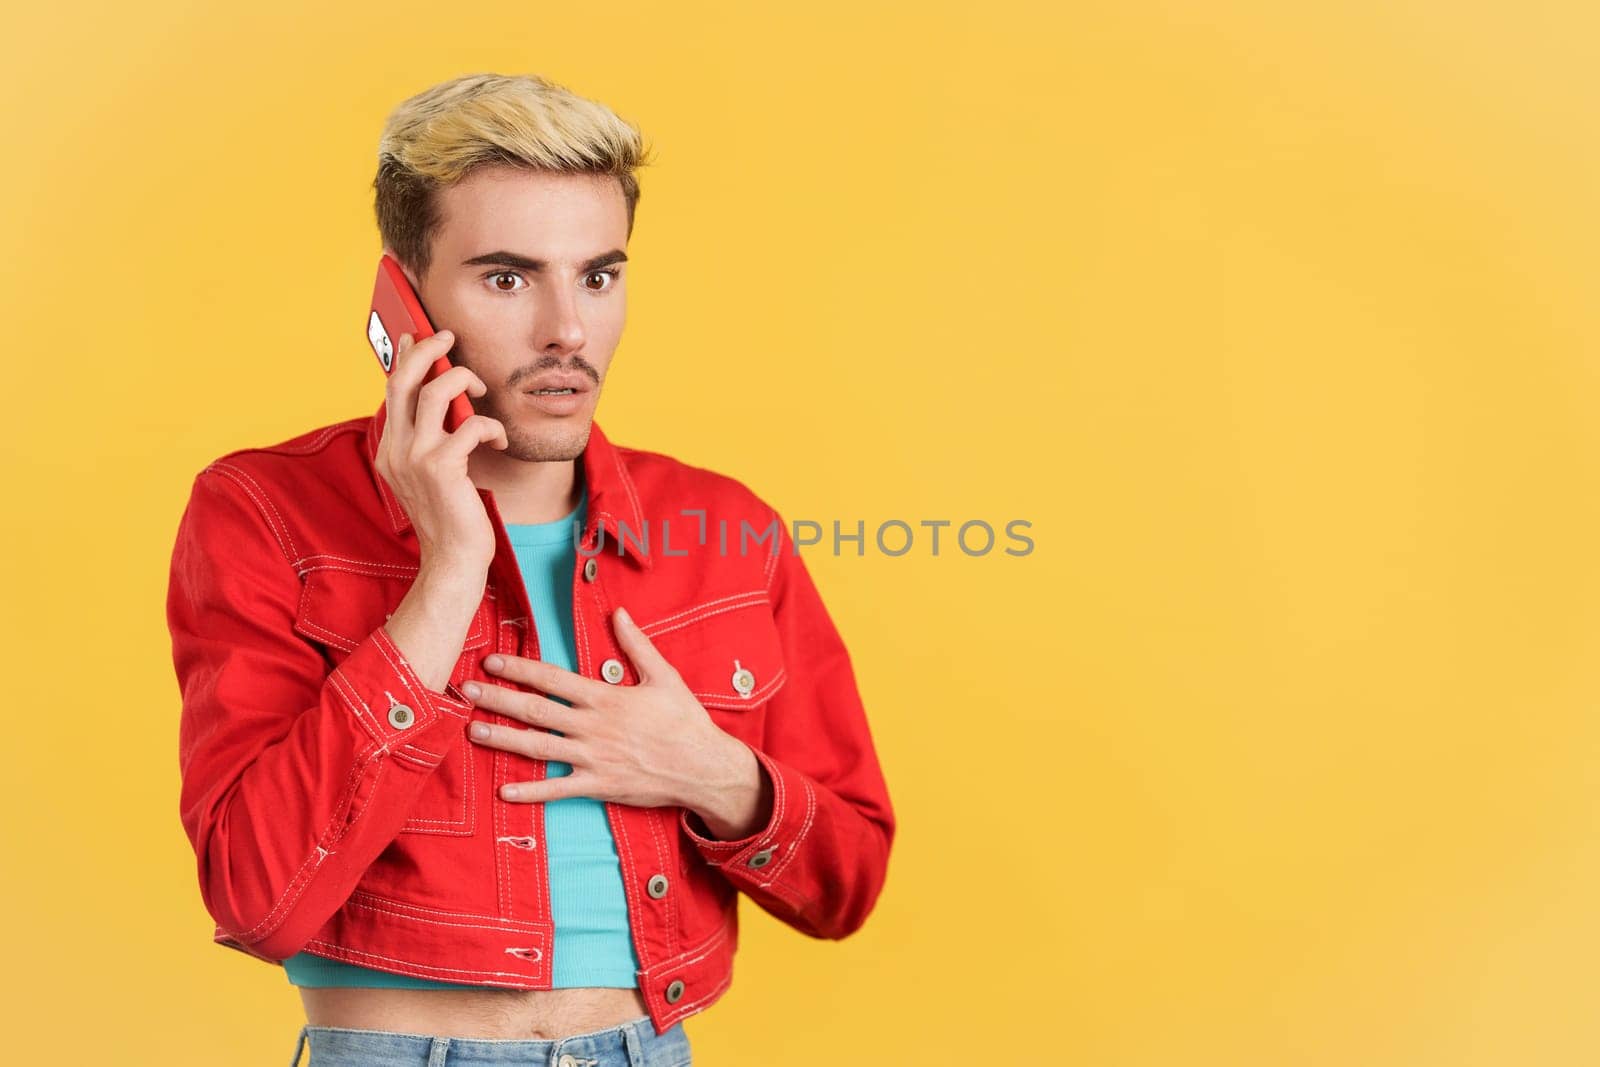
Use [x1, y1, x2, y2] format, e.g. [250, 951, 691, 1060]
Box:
[374, 328, 509, 693]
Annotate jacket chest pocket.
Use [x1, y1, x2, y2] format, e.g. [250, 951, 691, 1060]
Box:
[640, 593, 787, 749]
[292, 564, 492, 836]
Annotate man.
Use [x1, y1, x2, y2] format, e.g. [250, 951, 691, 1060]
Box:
[166, 72, 895, 1065]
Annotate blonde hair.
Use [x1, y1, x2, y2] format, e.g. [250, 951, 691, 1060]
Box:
[373, 72, 654, 278]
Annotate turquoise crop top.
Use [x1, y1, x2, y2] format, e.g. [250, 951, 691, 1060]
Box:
[282, 478, 640, 988]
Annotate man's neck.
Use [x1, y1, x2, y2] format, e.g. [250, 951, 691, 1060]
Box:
[468, 452, 584, 525]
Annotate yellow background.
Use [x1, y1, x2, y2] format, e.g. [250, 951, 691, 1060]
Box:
[3, 2, 1598, 1063]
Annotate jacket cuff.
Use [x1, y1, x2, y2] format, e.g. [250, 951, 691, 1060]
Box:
[329, 623, 476, 764]
[678, 741, 814, 887]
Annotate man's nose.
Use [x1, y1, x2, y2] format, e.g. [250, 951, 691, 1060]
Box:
[533, 284, 587, 351]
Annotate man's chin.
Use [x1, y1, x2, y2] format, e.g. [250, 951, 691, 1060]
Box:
[503, 414, 593, 462]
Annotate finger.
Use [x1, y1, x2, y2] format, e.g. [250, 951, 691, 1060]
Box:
[387, 329, 456, 447]
[468, 720, 583, 766]
[464, 679, 575, 731]
[501, 773, 597, 804]
[415, 363, 485, 442]
[438, 413, 510, 461]
[403, 333, 466, 449]
[484, 653, 609, 706]
[610, 606, 674, 685]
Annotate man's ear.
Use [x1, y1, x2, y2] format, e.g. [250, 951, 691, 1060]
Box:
[381, 246, 422, 293]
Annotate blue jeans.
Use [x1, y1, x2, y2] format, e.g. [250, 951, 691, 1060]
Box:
[287, 1014, 691, 1066]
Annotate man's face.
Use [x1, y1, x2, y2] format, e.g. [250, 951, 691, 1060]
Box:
[393, 165, 629, 463]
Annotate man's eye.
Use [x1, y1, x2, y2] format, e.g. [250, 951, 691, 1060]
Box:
[488, 271, 525, 292]
[584, 269, 621, 292]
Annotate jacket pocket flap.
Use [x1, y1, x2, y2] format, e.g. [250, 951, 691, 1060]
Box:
[642, 592, 787, 711]
[293, 564, 492, 656]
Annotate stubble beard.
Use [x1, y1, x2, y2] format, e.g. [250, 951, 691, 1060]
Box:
[489, 394, 593, 463]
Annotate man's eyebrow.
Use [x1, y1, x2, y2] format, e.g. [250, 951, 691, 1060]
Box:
[461, 249, 628, 273]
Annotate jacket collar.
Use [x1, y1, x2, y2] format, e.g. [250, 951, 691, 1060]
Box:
[363, 397, 654, 570]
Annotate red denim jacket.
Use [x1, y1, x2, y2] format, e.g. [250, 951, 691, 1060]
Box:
[165, 398, 895, 1035]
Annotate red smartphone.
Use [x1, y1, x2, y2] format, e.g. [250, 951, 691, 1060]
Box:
[366, 253, 475, 433]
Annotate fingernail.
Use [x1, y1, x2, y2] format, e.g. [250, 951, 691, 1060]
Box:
[485, 655, 504, 671]
[470, 722, 490, 739]
[463, 682, 481, 699]
[616, 606, 630, 625]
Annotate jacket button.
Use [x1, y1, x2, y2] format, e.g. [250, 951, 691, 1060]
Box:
[732, 666, 755, 697]
[647, 873, 669, 899]
[665, 979, 685, 1004]
[600, 658, 625, 684]
[387, 703, 415, 729]
[582, 557, 598, 582]
[747, 846, 774, 869]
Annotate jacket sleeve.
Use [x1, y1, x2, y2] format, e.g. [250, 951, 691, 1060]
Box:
[679, 506, 896, 939]
[168, 465, 477, 962]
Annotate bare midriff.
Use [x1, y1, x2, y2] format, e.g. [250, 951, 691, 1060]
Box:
[298, 985, 651, 1040]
